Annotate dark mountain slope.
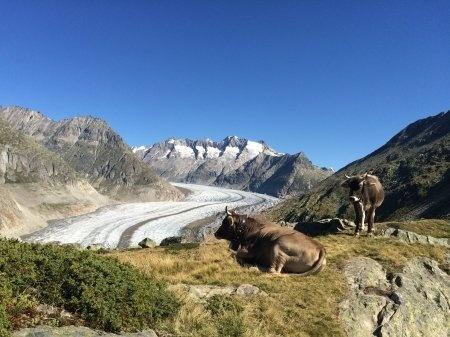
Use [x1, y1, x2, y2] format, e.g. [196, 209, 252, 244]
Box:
[0, 106, 182, 201]
[0, 118, 110, 236]
[215, 152, 331, 196]
[0, 118, 77, 184]
[270, 111, 450, 222]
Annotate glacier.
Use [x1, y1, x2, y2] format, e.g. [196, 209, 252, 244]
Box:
[23, 183, 279, 249]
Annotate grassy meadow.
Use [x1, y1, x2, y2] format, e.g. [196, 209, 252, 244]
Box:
[0, 219, 447, 337]
[110, 219, 449, 337]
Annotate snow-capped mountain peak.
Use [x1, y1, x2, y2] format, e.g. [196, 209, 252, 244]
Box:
[132, 135, 332, 197]
[133, 136, 283, 161]
[132, 145, 149, 153]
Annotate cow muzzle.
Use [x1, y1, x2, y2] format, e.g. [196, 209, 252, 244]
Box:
[349, 196, 360, 203]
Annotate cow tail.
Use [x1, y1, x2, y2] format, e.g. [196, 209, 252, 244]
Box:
[298, 247, 327, 277]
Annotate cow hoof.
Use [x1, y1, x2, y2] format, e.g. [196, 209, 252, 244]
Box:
[268, 268, 280, 275]
[354, 232, 360, 237]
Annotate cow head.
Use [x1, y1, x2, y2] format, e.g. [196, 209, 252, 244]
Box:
[341, 173, 368, 200]
[214, 206, 239, 242]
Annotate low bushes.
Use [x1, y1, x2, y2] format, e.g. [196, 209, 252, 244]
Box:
[0, 239, 179, 335]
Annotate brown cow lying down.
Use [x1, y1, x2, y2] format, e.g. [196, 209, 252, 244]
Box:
[214, 207, 326, 276]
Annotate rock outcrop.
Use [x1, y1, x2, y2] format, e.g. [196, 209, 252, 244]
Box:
[293, 218, 355, 236]
[13, 325, 158, 337]
[138, 238, 157, 248]
[0, 119, 77, 185]
[159, 236, 185, 246]
[170, 283, 266, 301]
[382, 227, 449, 247]
[340, 257, 449, 337]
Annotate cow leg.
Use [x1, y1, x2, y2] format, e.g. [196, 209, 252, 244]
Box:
[363, 209, 370, 231]
[354, 202, 365, 236]
[367, 207, 376, 234]
[268, 245, 287, 274]
[235, 246, 254, 265]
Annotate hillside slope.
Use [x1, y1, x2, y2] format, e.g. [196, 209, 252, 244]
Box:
[134, 137, 332, 197]
[0, 106, 182, 201]
[270, 110, 450, 222]
[0, 118, 110, 236]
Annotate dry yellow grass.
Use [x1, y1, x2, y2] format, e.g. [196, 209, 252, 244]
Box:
[109, 225, 448, 337]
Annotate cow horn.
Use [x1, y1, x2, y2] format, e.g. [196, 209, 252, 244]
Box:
[345, 174, 350, 179]
[363, 172, 368, 178]
[225, 206, 232, 216]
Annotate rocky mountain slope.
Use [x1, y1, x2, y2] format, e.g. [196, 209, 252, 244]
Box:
[133, 137, 332, 197]
[0, 118, 110, 237]
[270, 110, 450, 222]
[0, 106, 182, 201]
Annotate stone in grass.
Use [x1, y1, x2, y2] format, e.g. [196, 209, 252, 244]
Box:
[86, 244, 104, 251]
[170, 283, 267, 301]
[294, 218, 355, 236]
[159, 236, 185, 246]
[382, 227, 449, 247]
[13, 325, 158, 337]
[138, 238, 157, 249]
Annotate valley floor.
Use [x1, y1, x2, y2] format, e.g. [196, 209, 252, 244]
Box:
[22, 183, 278, 249]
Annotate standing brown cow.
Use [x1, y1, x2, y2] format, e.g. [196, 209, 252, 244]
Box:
[341, 173, 385, 235]
[215, 207, 326, 275]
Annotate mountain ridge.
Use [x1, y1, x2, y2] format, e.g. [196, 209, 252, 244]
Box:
[269, 110, 450, 222]
[0, 106, 182, 202]
[133, 136, 283, 160]
[0, 117, 110, 236]
[134, 136, 332, 197]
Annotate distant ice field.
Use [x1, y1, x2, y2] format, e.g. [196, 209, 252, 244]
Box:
[23, 183, 279, 249]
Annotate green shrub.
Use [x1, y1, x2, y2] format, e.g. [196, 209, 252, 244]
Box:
[0, 275, 12, 337]
[0, 239, 179, 333]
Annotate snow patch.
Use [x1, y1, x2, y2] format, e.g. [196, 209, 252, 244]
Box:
[222, 146, 240, 158]
[206, 146, 221, 158]
[172, 144, 195, 158]
[244, 141, 264, 158]
[132, 146, 148, 153]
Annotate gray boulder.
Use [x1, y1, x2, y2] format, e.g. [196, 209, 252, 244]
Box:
[169, 283, 266, 301]
[340, 256, 449, 337]
[138, 238, 157, 248]
[159, 236, 185, 246]
[13, 325, 158, 337]
[235, 284, 266, 297]
[294, 218, 355, 236]
[86, 244, 104, 251]
[382, 227, 449, 247]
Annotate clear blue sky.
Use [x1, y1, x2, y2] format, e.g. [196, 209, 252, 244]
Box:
[1, 1, 449, 169]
